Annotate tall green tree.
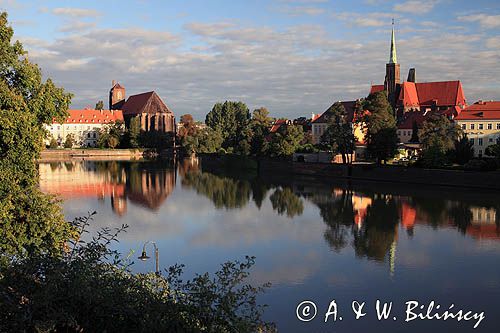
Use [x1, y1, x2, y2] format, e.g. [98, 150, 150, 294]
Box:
[127, 116, 141, 148]
[320, 102, 356, 164]
[205, 101, 251, 149]
[0, 12, 74, 254]
[409, 120, 419, 143]
[453, 134, 474, 165]
[268, 124, 304, 157]
[419, 114, 461, 167]
[364, 91, 398, 163]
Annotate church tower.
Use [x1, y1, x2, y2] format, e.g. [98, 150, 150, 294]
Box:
[384, 20, 400, 110]
[109, 80, 126, 110]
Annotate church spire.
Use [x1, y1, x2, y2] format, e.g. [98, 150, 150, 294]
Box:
[389, 19, 397, 64]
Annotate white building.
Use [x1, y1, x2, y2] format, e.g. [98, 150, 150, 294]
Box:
[455, 101, 500, 157]
[45, 109, 124, 148]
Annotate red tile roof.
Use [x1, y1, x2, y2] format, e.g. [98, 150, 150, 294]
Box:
[53, 109, 124, 124]
[370, 85, 385, 95]
[371, 81, 466, 109]
[122, 91, 173, 115]
[398, 82, 419, 107]
[313, 101, 358, 124]
[270, 119, 290, 133]
[455, 101, 500, 120]
[398, 111, 428, 129]
[413, 81, 465, 107]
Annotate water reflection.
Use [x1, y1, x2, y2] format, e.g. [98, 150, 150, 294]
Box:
[37, 158, 500, 332]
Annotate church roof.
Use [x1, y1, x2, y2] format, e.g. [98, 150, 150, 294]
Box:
[370, 80, 466, 108]
[122, 91, 173, 115]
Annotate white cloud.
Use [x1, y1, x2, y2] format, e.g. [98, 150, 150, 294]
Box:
[17, 17, 500, 120]
[335, 12, 397, 27]
[458, 14, 500, 29]
[393, 0, 438, 14]
[52, 7, 101, 18]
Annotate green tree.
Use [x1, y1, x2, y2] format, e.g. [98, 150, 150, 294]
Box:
[127, 116, 141, 148]
[453, 134, 474, 165]
[320, 102, 356, 164]
[248, 107, 272, 156]
[409, 120, 419, 143]
[95, 100, 104, 110]
[205, 101, 251, 149]
[419, 114, 461, 167]
[364, 91, 398, 163]
[269, 187, 304, 218]
[485, 143, 500, 159]
[63, 133, 75, 148]
[0, 11, 73, 254]
[98, 121, 125, 148]
[49, 137, 58, 149]
[268, 124, 304, 157]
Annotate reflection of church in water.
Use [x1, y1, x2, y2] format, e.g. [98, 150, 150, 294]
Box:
[38, 160, 186, 216]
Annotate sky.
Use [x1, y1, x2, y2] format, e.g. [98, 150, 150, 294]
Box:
[1, 0, 499, 120]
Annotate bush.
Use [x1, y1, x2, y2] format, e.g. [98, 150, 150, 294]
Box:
[463, 159, 498, 171]
[0, 214, 274, 332]
[49, 137, 58, 148]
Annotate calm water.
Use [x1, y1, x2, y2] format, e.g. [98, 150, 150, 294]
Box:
[39, 159, 500, 332]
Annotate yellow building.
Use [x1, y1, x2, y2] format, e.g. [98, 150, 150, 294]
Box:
[455, 101, 500, 157]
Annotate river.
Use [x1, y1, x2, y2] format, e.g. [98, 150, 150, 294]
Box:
[39, 158, 500, 332]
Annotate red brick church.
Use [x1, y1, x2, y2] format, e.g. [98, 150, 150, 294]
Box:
[370, 22, 467, 121]
[109, 81, 176, 133]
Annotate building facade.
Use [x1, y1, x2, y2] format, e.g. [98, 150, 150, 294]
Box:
[45, 109, 124, 147]
[455, 101, 500, 157]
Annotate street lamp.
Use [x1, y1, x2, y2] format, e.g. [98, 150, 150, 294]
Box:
[138, 241, 160, 276]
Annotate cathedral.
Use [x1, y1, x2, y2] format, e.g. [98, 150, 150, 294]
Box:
[109, 81, 176, 133]
[370, 22, 467, 121]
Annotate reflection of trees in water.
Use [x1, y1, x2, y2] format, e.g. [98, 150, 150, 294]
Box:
[181, 169, 305, 217]
[353, 195, 399, 262]
[182, 171, 252, 209]
[269, 188, 304, 218]
[316, 190, 355, 252]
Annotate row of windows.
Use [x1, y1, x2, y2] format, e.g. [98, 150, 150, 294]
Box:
[462, 123, 500, 130]
[52, 125, 99, 131]
[469, 137, 500, 146]
[397, 130, 413, 136]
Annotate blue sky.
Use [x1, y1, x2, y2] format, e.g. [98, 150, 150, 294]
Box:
[1, 0, 499, 119]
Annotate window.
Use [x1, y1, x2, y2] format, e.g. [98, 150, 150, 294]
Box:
[470, 124, 475, 130]
[490, 138, 494, 143]
[92, 133, 96, 139]
[488, 123, 492, 130]
[87, 133, 91, 138]
[478, 138, 483, 146]
[470, 138, 474, 145]
[479, 124, 483, 130]
[461, 124, 466, 130]
[497, 123, 500, 130]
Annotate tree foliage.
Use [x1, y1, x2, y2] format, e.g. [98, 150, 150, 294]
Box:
[364, 92, 398, 163]
[95, 100, 104, 110]
[320, 102, 356, 164]
[205, 101, 251, 149]
[419, 114, 461, 167]
[0, 11, 73, 255]
[0, 214, 274, 332]
[268, 124, 304, 157]
[63, 133, 75, 148]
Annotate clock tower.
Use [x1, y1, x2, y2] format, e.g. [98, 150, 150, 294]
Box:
[109, 80, 126, 110]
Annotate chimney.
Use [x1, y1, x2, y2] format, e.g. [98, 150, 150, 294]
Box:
[112, 80, 116, 87]
[407, 68, 416, 83]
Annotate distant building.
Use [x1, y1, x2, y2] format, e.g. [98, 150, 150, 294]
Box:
[45, 109, 124, 147]
[455, 101, 500, 157]
[270, 119, 291, 133]
[311, 100, 366, 145]
[109, 81, 176, 134]
[370, 21, 466, 120]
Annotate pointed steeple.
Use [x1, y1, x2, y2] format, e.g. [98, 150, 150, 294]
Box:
[389, 19, 397, 64]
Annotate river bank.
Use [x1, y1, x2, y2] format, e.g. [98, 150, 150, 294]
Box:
[39, 148, 145, 162]
[200, 155, 500, 190]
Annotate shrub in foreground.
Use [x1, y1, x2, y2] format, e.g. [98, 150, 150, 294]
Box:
[0, 214, 275, 332]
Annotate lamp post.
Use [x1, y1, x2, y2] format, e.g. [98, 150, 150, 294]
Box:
[138, 241, 160, 276]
